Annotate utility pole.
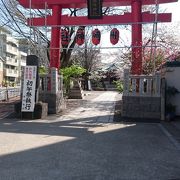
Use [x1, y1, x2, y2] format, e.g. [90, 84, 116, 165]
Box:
[84, 39, 89, 90]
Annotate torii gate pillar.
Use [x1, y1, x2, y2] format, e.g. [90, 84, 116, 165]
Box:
[50, 5, 61, 69]
[131, 0, 142, 75]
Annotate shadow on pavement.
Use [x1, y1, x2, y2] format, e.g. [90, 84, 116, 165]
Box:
[0, 116, 180, 180]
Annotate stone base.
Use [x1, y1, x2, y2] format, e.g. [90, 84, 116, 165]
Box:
[39, 91, 65, 114]
[122, 96, 161, 120]
[14, 102, 48, 119]
[68, 80, 83, 99]
[68, 89, 83, 99]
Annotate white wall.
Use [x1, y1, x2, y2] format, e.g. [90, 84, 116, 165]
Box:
[0, 61, 3, 85]
[165, 66, 180, 116]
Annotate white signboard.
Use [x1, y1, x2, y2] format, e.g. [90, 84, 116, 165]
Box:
[21, 66, 37, 112]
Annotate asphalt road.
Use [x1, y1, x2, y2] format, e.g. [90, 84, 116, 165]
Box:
[0, 91, 180, 180]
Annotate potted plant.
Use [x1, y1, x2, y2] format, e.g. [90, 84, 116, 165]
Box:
[165, 86, 179, 121]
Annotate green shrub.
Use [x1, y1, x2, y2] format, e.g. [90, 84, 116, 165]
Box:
[166, 86, 179, 115]
[60, 65, 86, 95]
[60, 65, 86, 79]
[39, 66, 48, 75]
[113, 80, 124, 93]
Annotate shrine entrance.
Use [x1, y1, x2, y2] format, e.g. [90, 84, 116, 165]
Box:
[19, 0, 177, 116]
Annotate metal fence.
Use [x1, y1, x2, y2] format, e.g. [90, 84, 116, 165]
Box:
[0, 87, 21, 101]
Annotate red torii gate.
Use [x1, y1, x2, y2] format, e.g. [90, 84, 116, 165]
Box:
[19, 0, 177, 75]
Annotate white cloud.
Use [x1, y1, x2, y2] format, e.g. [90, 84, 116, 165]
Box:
[161, 1, 180, 22]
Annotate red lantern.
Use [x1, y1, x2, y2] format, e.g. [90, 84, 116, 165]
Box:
[92, 29, 101, 45]
[110, 28, 119, 45]
[61, 29, 70, 46]
[76, 27, 85, 46]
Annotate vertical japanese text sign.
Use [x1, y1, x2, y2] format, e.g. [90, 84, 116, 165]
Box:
[87, 0, 103, 19]
[21, 66, 37, 112]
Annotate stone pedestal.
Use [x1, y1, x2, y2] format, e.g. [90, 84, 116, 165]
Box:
[122, 96, 161, 120]
[38, 68, 65, 114]
[14, 101, 48, 119]
[39, 91, 65, 114]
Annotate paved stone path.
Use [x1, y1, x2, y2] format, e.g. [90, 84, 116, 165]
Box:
[59, 91, 118, 124]
[0, 91, 180, 180]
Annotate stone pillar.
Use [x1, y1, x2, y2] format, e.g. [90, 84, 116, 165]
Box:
[123, 69, 130, 96]
[155, 72, 161, 96]
[161, 78, 166, 120]
[132, 78, 137, 95]
[139, 78, 143, 95]
[51, 67, 58, 94]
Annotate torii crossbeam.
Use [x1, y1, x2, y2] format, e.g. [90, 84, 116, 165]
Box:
[19, 0, 178, 74]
